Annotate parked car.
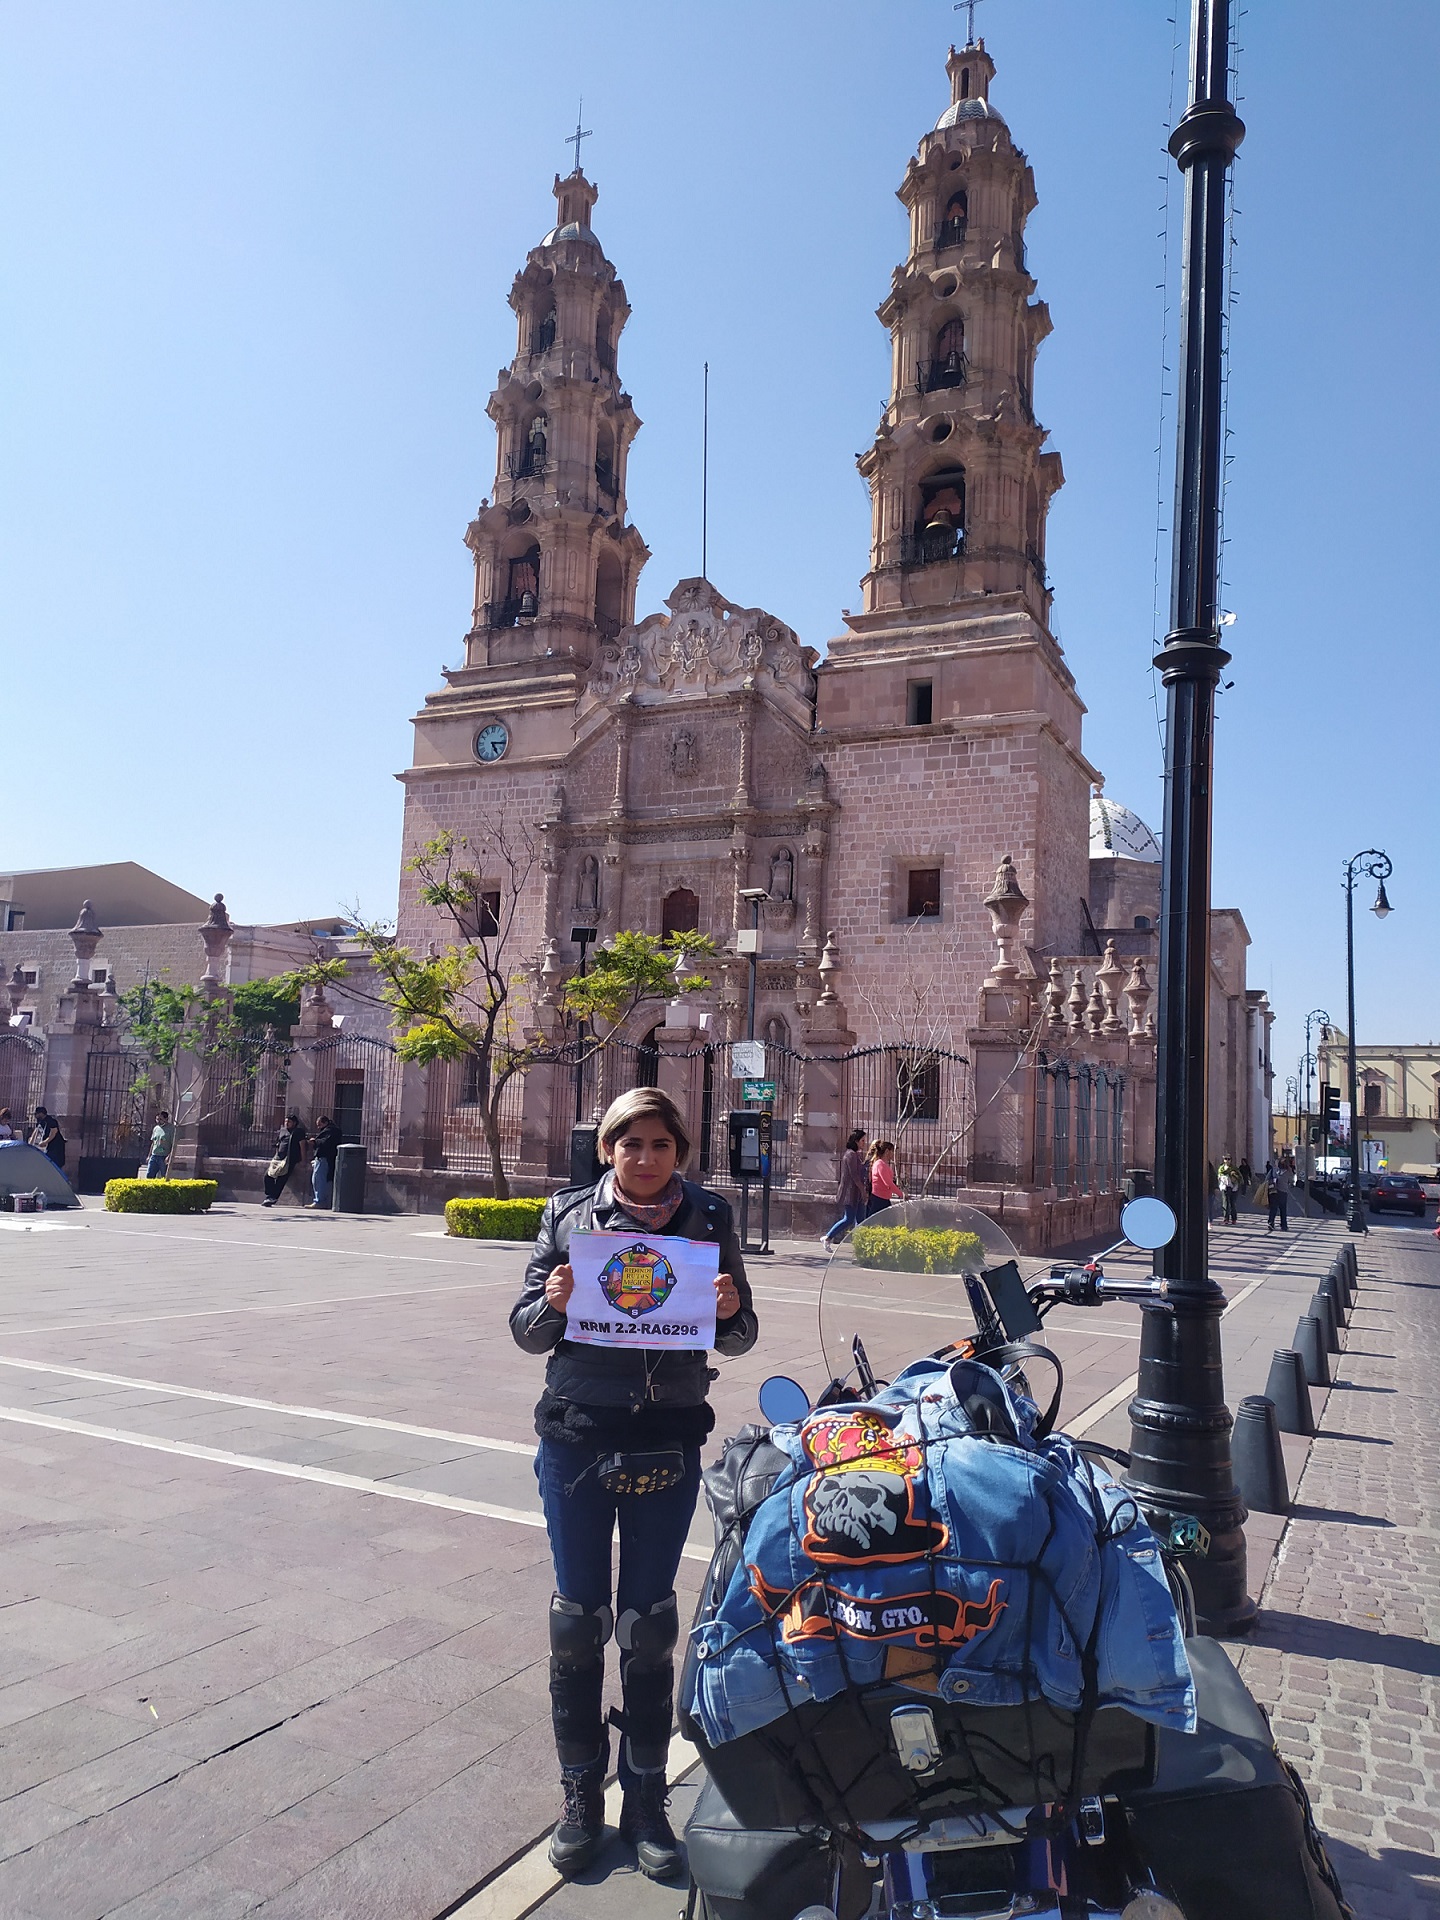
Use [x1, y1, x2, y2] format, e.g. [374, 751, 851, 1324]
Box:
[1370, 1172, 1428, 1217]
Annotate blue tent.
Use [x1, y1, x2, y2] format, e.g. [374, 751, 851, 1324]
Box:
[0, 1141, 82, 1208]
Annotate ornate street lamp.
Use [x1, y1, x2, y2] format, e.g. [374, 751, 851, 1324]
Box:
[1300, 1006, 1332, 1202]
[1342, 851, 1393, 1233]
[1124, 0, 1251, 1635]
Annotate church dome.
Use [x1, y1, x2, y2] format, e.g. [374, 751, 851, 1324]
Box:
[1090, 794, 1162, 863]
[541, 222, 601, 248]
[935, 96, 1006, 130]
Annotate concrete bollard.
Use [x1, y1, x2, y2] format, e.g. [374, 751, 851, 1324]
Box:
[1232, 1395, 1290, 1515]
[1264, 1347, 1316, 1437]
[1295, 1314, 1331, 1388]
[1308, 1290, 1340, 1355]
[1320, 1269, 1350, 1328]
[1328, 1256, 1353, 1312]
[1341, 1240, 1358, 1283]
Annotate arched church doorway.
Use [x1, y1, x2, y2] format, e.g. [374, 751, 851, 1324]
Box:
[636, 1027, 660, 1089]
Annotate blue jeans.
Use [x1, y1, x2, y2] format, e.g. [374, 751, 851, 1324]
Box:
[824, 1202, 866, 1244]
[312, 1157, 333, 1208]
[535, 1437, 701, 1785]
[145, 1152, 169, 1180]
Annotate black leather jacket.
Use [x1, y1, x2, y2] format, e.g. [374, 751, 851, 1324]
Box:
[510, 1172, 758, 1410]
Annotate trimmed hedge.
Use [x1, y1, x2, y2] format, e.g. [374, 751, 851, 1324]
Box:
[446, 1196, 548, 1240]
[850, 1223, 984, 1275]
[104, 1179, 218, 1215]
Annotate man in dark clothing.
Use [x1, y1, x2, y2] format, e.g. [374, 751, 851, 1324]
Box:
[262, 1114, 307, 1207]
[307, 1116, 340, 1209]
[31, 1108, 65, 1170]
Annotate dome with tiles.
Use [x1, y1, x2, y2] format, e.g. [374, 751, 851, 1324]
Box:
[1090, 793, 1162, 863]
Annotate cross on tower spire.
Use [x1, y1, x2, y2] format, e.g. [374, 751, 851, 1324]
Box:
[953, 0, 985, 48]
[566, 102, 592, 175]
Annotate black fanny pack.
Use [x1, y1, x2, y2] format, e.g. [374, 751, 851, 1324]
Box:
[567, 1449, 689, 1497]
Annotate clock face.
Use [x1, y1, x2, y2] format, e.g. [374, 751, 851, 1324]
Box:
[474, 722, 510, 764]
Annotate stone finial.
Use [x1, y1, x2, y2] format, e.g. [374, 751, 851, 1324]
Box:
[1096, 938, 1125, 1036]
[198, 893, 235, 995]
[6, 964, 26, 1022]
[296, 978, 335, 1036]
[1086, 980, 1106, 1036]
[1066, 968, 1087, 1033]
[1043, 956, 1066, 1027]
[817, 931, 841, 1005]
[538, 936, 564, 1004]
[982, 854, 1029, 988]
[68, 900, 103, 990]
[1124, 956, 1153, 1038]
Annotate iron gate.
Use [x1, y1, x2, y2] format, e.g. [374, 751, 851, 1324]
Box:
[0, 1030, 45, 1133]
[79, 1043, 153, 1189]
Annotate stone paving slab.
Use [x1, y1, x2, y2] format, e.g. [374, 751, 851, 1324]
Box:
[1236, 1219, 1440, 1920]
[0, 1201, 1365, 1917]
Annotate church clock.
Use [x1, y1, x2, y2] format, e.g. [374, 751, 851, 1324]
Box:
[473, 721, 510, 764]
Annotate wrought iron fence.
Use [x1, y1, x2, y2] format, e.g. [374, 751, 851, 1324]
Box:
[0, 1030, 45, 1131]
[199, 1042, 293, 1158]
[301, 1034, 405, 1162]
[839, 1046, 970, 1198]
[1037, 1054, 1125, 1198]
[423, 1053, 525, 1176]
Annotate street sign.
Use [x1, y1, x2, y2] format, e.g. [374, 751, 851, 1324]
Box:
[742, 1079, 776, 1104]
[731, 1040, 766, 1080]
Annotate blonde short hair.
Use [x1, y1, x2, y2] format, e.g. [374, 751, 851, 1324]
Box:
[597, 1086, 692, 1166]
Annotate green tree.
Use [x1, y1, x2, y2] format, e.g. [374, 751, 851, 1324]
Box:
[278, 825, 714, 1198]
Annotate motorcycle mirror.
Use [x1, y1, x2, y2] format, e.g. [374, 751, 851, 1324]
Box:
[758, 1375, 811, 1427]
[1120, 1195, 1178, 1251]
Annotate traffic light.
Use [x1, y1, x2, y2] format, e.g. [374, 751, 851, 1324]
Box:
[1320, 1084, 1341, 1128]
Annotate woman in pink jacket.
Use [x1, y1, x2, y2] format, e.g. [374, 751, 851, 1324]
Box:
[865, 1139, 904, 1215]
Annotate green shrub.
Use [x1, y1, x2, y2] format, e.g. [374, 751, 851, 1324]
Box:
[850, 1223, 984, 1275]
[104, 1179, 218, 1215]
[446, 1195, 548, 1240]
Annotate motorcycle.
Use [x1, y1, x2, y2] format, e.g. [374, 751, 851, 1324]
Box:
[679, 1197, 1351, 1920]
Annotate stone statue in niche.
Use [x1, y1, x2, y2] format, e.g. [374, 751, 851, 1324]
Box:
[576, 854, 601, 913]
[670, 731, 699, 778]
[768, 847, 794, 902]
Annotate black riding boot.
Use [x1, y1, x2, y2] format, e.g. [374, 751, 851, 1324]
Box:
[547, 1596, 611, 1876]
[615, 1593, 683, 1880]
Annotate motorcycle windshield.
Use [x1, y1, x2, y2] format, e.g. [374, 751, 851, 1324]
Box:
[818, 1200, 1022, 1389]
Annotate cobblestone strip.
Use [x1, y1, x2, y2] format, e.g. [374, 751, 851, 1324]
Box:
[1237, 1230, 1440, 1920]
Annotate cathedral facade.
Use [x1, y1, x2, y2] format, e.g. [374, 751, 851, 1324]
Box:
[396, 40, 1271, 1193]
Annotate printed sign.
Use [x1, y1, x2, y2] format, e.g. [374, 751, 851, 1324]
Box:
[742, 1079, 776, 1104]
[731, 1040, 766, 1080]
[566, 1231, 719, 1350]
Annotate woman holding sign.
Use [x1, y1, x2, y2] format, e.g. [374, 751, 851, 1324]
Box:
[511, 1086, 757, 1880]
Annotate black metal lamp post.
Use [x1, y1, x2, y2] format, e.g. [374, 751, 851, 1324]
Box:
[738, 890, 769, 1044]
[1124, 0, 1252, 1635]
[1342, 852, 1392, 1233]
[570, 925, 597, 1126]
[1300, 1005, 1331, 1205]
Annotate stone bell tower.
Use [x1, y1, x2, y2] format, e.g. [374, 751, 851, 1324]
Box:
[460, 166, 648, 688]
[815, 37, 1096, 1020]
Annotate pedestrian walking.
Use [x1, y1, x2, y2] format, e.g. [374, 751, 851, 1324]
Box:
[307, 1115, 340, 1209]
[510, 1086, 757, 1881]
[144, 1111, 175, 1180]
[865, 1139, 904, 1216]
[1268, 1156, 1294, 1233]
[262, 1113, 307, 1207]
[824, 1129, 870, 1245]
[0, 1108, 13, 1140]
[1217, 1155, 1240, 1226]
[30, 1107, 66, 1171]
[1239, 1158, 1252, 1192]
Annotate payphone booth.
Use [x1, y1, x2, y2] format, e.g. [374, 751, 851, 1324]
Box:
[727, 1109, 773, 1255]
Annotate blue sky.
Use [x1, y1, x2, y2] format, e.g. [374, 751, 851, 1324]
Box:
[2, 1, 1435, 1091]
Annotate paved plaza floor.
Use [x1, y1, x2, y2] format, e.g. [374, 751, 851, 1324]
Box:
[0, 1198, 1433, 1917]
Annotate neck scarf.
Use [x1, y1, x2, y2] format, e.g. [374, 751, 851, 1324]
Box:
[610, 1171, 686, 1232]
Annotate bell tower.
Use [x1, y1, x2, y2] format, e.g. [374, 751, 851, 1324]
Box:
[816, 38, 1097, 980]
[461, 166, 648, 682]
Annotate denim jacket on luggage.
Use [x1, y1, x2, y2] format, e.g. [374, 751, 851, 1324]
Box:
[687, 1357, 1195, 1746]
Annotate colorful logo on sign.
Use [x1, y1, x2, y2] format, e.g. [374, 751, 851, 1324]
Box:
[599, 1242, 678, 1319]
